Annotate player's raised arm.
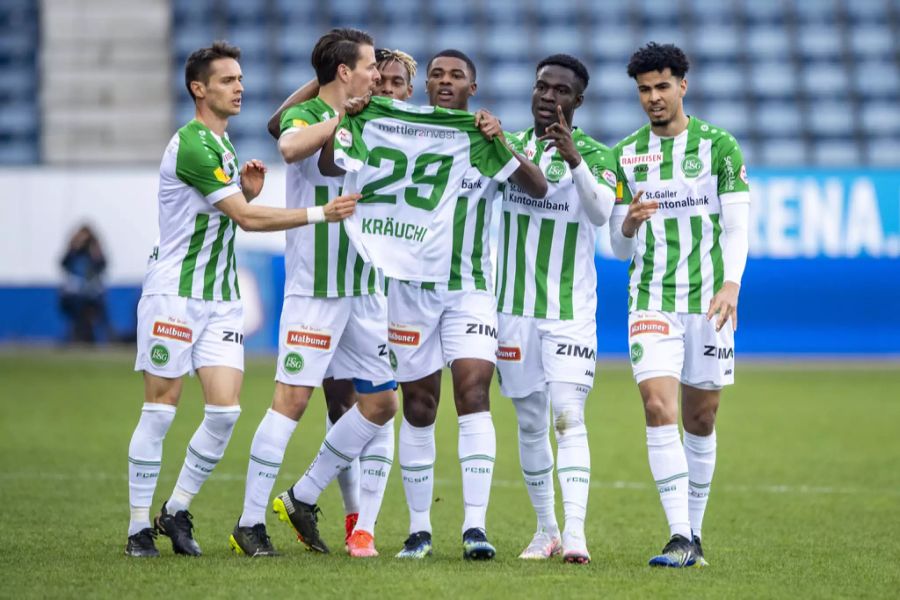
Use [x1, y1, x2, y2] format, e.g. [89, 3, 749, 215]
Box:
[277, 117, 341, 164]
[267, 78, 319, 139]
[215, 191, 358, 232]
[475, 110, 548, 198]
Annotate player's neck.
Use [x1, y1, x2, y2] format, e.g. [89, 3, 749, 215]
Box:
[194, 105, 228, 137]
[318, 83, 348, 114]
[650, 111, 689, 138]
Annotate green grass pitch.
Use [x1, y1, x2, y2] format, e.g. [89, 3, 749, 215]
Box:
[1, 350, 898, 598]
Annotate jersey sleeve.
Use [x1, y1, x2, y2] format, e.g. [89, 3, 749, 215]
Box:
[582, 147, 618, 192]
[332, 113, 371, 173]
[469, 132, 519, 182]
[613, 144, 634, 206]
[279, 104, 318, 137]
[716, 134, 751, 198]
[175, 132, 241, 205]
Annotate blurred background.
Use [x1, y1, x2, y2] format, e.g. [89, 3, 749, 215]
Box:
[0, 0, 898, 355]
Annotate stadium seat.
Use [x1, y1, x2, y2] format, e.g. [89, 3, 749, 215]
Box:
[800, 61, 849, 95]
[750, 61, 797, 98]
[860, 101, 900, 135]
[813, 140, 861, 166]
[806, 102, 855, 136]
[759, 138, 807, 166]
[536, 25, 585, 56]
[700, 103, 751, 139]
[745, 26, 790, 60]
[739, 0, 784, 23]
[796, 24, 842, 59]
[853, 60, 900, 99]
[845, 0, 891, 23]
[849, 24, 894, 58]
[755, 101, 803, 137]
[867, 137, 900, 165]
[589, 27, 638, 61]
[695, 63, 745, 99]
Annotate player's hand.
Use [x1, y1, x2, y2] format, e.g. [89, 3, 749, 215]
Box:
[537, 105, 580, 168]
[323, 193, 360, 222]
[707, 281, 740, 332]
[240, 159, 267, 201]
[621, 190, 658, 237]
[343, 94, 371, 117]
[474, 109, 503, 140]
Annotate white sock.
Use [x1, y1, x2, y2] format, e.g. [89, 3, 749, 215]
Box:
[458, 411, 495, 534]
[684, 429, 716, 540]
[356, 418, 395, 534]
[399, 418, 435, 534]
[239, 408, 297, 527]
[167, 405, 241, 513]
[512, 391, 558, 534]
[292, 404, 378, 505]
[128, 403, 176, 535]
[327, 414, 360, 515]
[550, 382, 590, 538]
[647, 424, 691, 540]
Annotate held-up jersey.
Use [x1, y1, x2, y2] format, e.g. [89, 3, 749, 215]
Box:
[615, 117, 751, 314]
[495, 127, 617, 321]
[280, 97, 378, 298]
[333, 97, 519, 284]
[142, 119, 242, 301]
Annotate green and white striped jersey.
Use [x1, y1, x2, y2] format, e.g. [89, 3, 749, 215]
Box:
[495, 127, 617, 320]
[615, 117, 751, 314]
[142, 119, 242, 301]
[280, 97, 378, 298]
[333, 96, 518, 284]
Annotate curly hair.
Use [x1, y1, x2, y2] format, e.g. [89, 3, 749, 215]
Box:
[627, 42, 690, 79]
[376, 48, 418, 83]
[536, 53, 590, 92]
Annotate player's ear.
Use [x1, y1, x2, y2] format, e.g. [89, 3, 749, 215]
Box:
[190, 80, 205, 100]
[469, 81, 477, 96]
[680, 77, 688, 97]
[574, 93, 584, 110]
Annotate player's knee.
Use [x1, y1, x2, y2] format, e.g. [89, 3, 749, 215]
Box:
[455, 381, 490, 415]
[402, 390, 438, 427]
[642, 393, 676, 425]
[684, 409, 717, 436]
[512, 393, 548, 435]
[273, 384, 312, 420]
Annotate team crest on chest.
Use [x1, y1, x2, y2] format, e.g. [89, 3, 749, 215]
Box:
[681, 155, 703, 177]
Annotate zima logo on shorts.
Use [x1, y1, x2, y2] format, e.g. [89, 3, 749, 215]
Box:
[150, 344, 170, 367]
[630, 342, 644, 364]
[388, 326, 420, 347]
[286, 328, 332, 351]
[496, 345, 522, 361]
[152, 321, 192, 343]
[630, 320, 670, 337]
[283, 352, 304, 374]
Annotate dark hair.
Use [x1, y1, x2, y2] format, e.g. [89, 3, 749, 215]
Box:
[627, 42, 690, 79]
[426, 49, 477, 81]
[536, 53, 590, 92]
[311, 28, 374, 85]
[184, 41, 241, 100]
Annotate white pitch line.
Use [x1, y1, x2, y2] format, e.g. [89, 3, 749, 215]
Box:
[1, 471, 897, 497]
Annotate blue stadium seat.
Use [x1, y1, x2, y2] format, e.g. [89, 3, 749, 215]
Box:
[759, 138, 807, 166]
[482, 0, 524, 24]
[800, 61, 849, 95]
[844, 0, 888, 23]
[687, 0, 734, 23]
[700, 103, 751, 139]
[813, 140, 861, 166]
[534, 0, 581, 24]
[595, 100, 647, 142]
[849, 24, 894, 58]
[792, 0, 840, 24]
[589, 26, 638, 61]
[430, 28, 478, 54]
[0, 102, 36, 135]
[484, 24, 529, 60]
[225, 28, 270, 58]
[867, 137, 900, 165]
[695, 63, 744, 99]
[595, 63, 636, 100]
[806, 102, 855, 136]
[853, 60, 900, 99]
[739, 0, 785, 23]
[796, 23, 842, 59]
[535, 25, 585, 56]
[755, 101, 803, 136]
[691, 25, 740, 60]
[750, 61, 797, 98]
[433, 0, 477, 24]
[637, 0, 682, 24]
[224, 0, 266, 24]
[485, 62, 534, 97]
[172, 0, 218, 23]
[746, 26, 790, 60]
[586, 1, 632, 23]
[641, 25, 689, 51]
[860, 101, 900, 135]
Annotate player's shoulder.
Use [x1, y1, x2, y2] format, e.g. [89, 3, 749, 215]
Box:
[505, 127, 532, 152]
[573, 129, 612, 155]
[283, 97, 333, 127]
[175, 120, 220, 160]
[613, 123, 651, 154]
[691, 116, 742, 153]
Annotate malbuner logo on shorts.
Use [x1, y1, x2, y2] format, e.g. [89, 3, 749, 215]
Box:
[284, 352, 304, 375]
[150, 344, 170, 367]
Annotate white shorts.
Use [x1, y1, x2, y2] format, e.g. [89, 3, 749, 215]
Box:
[387, 283, 498, 382]
[134, 294, 244, 377]
[275, 294, 393, 387]
[496, 313, 597, 397]
[628, 310, 735, 390]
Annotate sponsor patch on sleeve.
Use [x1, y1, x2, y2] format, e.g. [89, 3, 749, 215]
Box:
[616, 181, 625, 203]
[292, 119, 309, 128]
[602, 168, 617, 188]
[739, 164, 748, 185]
[335, 127, 353, 148]
[213, 167, 230, 183]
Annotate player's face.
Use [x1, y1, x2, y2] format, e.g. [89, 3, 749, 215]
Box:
[347, 44, 381, 98]
[426, 57, 476, 110]
[532, 65, 583, 130]
[635, 68, 686, 127]
[375, 60, 412, 101]
[198, 58, 243, 117]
